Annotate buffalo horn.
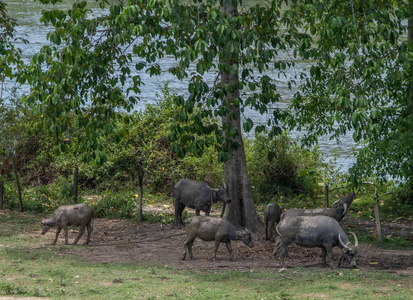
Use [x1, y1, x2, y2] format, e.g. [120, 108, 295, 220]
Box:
[342, 203, 347, 216]
[338, 234, 351, 251]
[350, 231, 358, 247]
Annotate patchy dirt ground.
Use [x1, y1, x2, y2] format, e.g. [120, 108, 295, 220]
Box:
[38, 206, 413, 275]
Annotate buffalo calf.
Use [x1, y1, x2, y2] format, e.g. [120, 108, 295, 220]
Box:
[41, 203, 93, 245]
[182, 216, 253, 261]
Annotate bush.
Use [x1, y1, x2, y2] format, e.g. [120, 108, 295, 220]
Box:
[246, 133, 328, 204]
[87, 191, 138, 219]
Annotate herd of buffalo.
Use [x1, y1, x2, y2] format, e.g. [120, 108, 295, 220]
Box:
[40, 178, 358, 270]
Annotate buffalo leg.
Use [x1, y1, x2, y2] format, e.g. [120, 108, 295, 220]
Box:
[52, 227, 62, 245]
[196, 209, 200, 216]
[324, 246, 335, 268]
[175, 203, 185, 227]
[187, 239, 195, 259]
[264, 214, 269, 240]
[279, 244, 288, 268]
[268, 220, 276, 241]
[63, 226, 69, 245]
[85, 220, 92, 245]
[225, 241, 234, 260]
[321, 248, 327, 267]
[72, 224, 86, 245]
[212, 240, 221, 260]
[182, 238, 195, 260]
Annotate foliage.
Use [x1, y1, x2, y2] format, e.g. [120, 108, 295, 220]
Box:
[391, 180, 413, 207]
[87, 191, 137, 219]
[286, 0, 413, 184]
[75, 86, 224, 194]
[1, 176, 76, 212]
[0, 1, 27, 98]
[246, 133, 328, 203]
[160, 0, 308, 159]
[23, 0, 141, 164]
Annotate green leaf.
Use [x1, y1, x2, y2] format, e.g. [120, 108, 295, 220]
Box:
[243, 119, 253, 132]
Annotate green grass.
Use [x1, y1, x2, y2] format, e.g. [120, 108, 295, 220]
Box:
[1, 211, 413, 299]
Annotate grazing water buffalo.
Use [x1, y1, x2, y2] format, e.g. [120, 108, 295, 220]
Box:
[264, 203, 282, 241]
[174, 179, 231, 227]
[273, 215, 358, 269]
[281, 192, 355, 222]
[182, 216, 254, 261]
[41, 203, 93, 245]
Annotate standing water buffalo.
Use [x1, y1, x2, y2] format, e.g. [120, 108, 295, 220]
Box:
[281, 192, 355, 222]
[41, 203, 93, 245]
[273, 215, 358, 269]
[182, 216, 254, 261]
[264, 203, 282, 241]
[174, 179, 231, 227]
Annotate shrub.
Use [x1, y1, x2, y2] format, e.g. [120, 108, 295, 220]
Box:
[246, 133, 328, 204]
[87, 191, 137, 219]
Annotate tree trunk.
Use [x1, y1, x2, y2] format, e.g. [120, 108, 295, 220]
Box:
[73, 165, 79, 204]
[12, 155, 23, 212]
[220, 1, 264, 232]
[408, 5, 413, 108]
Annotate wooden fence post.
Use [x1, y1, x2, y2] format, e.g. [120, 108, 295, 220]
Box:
[363, 182, 382, 242]
[324, 184, 329, 208]
[373, 185, 383, 242]
[12, 155, 23, 212]
[73, 166, 79, 204]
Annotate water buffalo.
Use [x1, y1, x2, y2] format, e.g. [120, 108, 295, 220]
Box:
[273, 215, 358, 269]
[264, 203, 282, 241]
[182, 216, 254, 261]
[41, 203, 93, 245]
[281, 192, 355, 222]
[174, 179, 231, 227]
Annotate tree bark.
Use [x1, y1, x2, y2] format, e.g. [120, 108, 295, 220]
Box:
[220, 1, 263, 232]
[12, 155, 23, 212]
[408, 4, 413, 108]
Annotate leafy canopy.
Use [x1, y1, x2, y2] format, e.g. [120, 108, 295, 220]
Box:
[24, 0, 307, 163]
[287, 0, 413, 183]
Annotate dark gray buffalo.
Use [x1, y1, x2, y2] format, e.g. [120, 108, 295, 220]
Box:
[281, 192, 355, 222]
[264, 203, 282, 241]
[174, 179, 231, 227]
[273, 215, 358, 269]
[41, 203, 93, 245]
[182, 216, 254, 260]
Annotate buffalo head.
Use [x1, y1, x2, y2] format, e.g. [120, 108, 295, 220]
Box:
[215, 186, 231, 204]
[339, 232, 358, 268]
[239, 228, 254, 248]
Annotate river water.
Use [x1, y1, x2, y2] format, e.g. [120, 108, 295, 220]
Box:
[5, 0, 356, 172]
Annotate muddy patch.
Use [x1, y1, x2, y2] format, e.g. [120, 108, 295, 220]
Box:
[39, 217, 413, 274]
